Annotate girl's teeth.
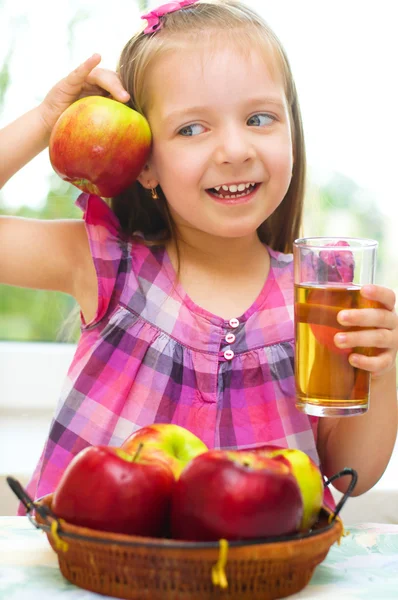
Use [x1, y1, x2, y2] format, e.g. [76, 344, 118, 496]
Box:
[210, 182, 258, 200]
[224, 192, 248, 198]
[214, 183, 255, 193]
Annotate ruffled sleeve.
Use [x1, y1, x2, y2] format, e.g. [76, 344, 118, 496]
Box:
[76, 193, 126, 327]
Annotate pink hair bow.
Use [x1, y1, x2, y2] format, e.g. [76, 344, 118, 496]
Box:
[141, 0, 199, 34]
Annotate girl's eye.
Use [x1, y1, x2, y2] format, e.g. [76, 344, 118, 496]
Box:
[247, 114, 275, 127]
[178, 123, 205, 137]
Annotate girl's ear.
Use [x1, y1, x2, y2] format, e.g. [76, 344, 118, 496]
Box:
[137, 163, 159, 190]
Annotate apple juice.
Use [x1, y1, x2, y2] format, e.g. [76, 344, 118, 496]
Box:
[294, 283, 378, 417]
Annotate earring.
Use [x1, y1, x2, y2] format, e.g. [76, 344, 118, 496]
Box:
[151, 187, 159, 200]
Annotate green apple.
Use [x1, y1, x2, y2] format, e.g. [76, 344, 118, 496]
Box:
[121, 423, 208, 479]
[250, 446, 324, 530]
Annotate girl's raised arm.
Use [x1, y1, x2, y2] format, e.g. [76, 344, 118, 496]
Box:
[0, 56, 129, 318]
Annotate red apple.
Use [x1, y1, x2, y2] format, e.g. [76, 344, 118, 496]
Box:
[307, 287, 352, 356]
[170, 450, 303, 542]
[52, 445, 174, 537]
[249, 446, 324, 530]
[49, 96, 151, 198]
[121, 423, 208, 479]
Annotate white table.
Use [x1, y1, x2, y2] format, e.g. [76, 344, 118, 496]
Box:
[2, 517, 398, 599]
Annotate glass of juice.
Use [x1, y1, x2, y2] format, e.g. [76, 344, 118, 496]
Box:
[293, 237, 380, 417]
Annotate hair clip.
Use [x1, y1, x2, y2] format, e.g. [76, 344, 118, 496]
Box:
[141, 0, 199, 35]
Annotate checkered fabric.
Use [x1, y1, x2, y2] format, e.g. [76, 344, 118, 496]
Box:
[21, 193, 333, 512]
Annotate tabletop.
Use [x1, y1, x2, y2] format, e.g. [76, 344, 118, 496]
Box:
[1, 517, 398, 599]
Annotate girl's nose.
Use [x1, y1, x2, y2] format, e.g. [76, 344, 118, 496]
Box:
[213, 125, 256, 165]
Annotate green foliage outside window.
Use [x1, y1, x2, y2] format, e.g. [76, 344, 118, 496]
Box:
[0, 178, 82, 342]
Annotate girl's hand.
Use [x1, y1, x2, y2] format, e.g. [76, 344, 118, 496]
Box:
[335, 284, 398, 378]
[40, 54, 130, 132]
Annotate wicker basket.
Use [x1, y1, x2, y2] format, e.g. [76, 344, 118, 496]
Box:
[36, 495, 342, 600]
[8, 469, 356, 600]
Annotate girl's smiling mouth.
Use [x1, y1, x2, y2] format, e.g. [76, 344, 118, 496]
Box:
[206, 182, 260, 204]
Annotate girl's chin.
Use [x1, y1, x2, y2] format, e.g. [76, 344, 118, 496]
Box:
[205, 221, 264, 240]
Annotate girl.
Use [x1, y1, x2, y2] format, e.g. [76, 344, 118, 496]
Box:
[1, 0, 397, 512]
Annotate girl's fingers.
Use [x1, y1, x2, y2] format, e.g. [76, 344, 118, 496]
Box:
[62, 55, 130, 103]
[338, 307, 398, 329]
[335, 328, 395, 350]
[85, 68, 130, 102]
[348, 350, 394, 374]
[65, 54, 103, 88]
[42, 55, 130, 131]
[360, 284, 396, 312]
[334, 285, 398, 377]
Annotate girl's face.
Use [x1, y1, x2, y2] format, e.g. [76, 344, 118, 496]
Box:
[140, 39, 294, 244]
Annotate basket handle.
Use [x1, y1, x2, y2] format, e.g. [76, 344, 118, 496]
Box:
[6, 476, 58, 528]
[324, 467, 358, 521]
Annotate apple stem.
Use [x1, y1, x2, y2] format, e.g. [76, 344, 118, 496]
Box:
[132, 442, 144, 462]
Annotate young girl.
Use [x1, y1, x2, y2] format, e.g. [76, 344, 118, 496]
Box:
[1, 0, 397, 513]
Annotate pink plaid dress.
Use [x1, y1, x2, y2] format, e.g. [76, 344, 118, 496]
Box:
[22, 193, 334, 511]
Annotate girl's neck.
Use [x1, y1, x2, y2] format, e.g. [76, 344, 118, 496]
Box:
[165, 232, 271, 320]
[167, 231, 267, 275]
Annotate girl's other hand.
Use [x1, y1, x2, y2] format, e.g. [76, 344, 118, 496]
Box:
[40, 54, 130, 132]
[335, 284, 398, 378]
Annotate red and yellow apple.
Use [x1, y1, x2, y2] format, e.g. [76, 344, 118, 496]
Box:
[121, 423, 208, 479]
[52, 445, 174, 537]
[170, 449, 303, 542]
[250, 446, 324, 530]
[49, 96, 151, 198]
[306, 288, 352, 356]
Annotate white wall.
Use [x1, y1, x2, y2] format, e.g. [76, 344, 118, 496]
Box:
[0, 341, 76, 410]
[0, 342, 76, 515]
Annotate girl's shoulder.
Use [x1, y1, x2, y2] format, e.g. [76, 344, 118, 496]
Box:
[75, 193, 170, 327]
[76, 193, 122, 241]
[267, 246, 293, 266]
[263, 246, 294, 310]
[267, 246, 293, 265]
[76, 193, 164, 256]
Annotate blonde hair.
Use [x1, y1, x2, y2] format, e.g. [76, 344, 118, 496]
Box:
[112, 0, 306, 253]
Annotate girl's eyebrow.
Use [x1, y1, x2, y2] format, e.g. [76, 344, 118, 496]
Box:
[162, 106, 211, 125]
[246, 96, 286, 109]
[162, 96, 286, 125]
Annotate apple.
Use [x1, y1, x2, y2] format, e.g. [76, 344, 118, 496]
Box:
[307, 287, 384, 358]
[52, 445, 174, 537]
[318, 241, 355, 284]
[304, 241, 354, 356]
[306, 287, 352, 357]
[170, 450, 303, 542]
[250, 446, 324, 531]
[49, 96, 151, 198]
[121, 423, 208, 479]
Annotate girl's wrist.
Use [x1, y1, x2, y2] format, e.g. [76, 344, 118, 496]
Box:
[37, 102, 60, 137]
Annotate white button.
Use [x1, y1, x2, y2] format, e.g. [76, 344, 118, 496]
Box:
[225, 333, 236, 344]
[229, 318, 240, 328]
[224, 349, 235, 360]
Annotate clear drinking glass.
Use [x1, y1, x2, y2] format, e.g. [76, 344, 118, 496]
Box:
[294, 237, 380, 417]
